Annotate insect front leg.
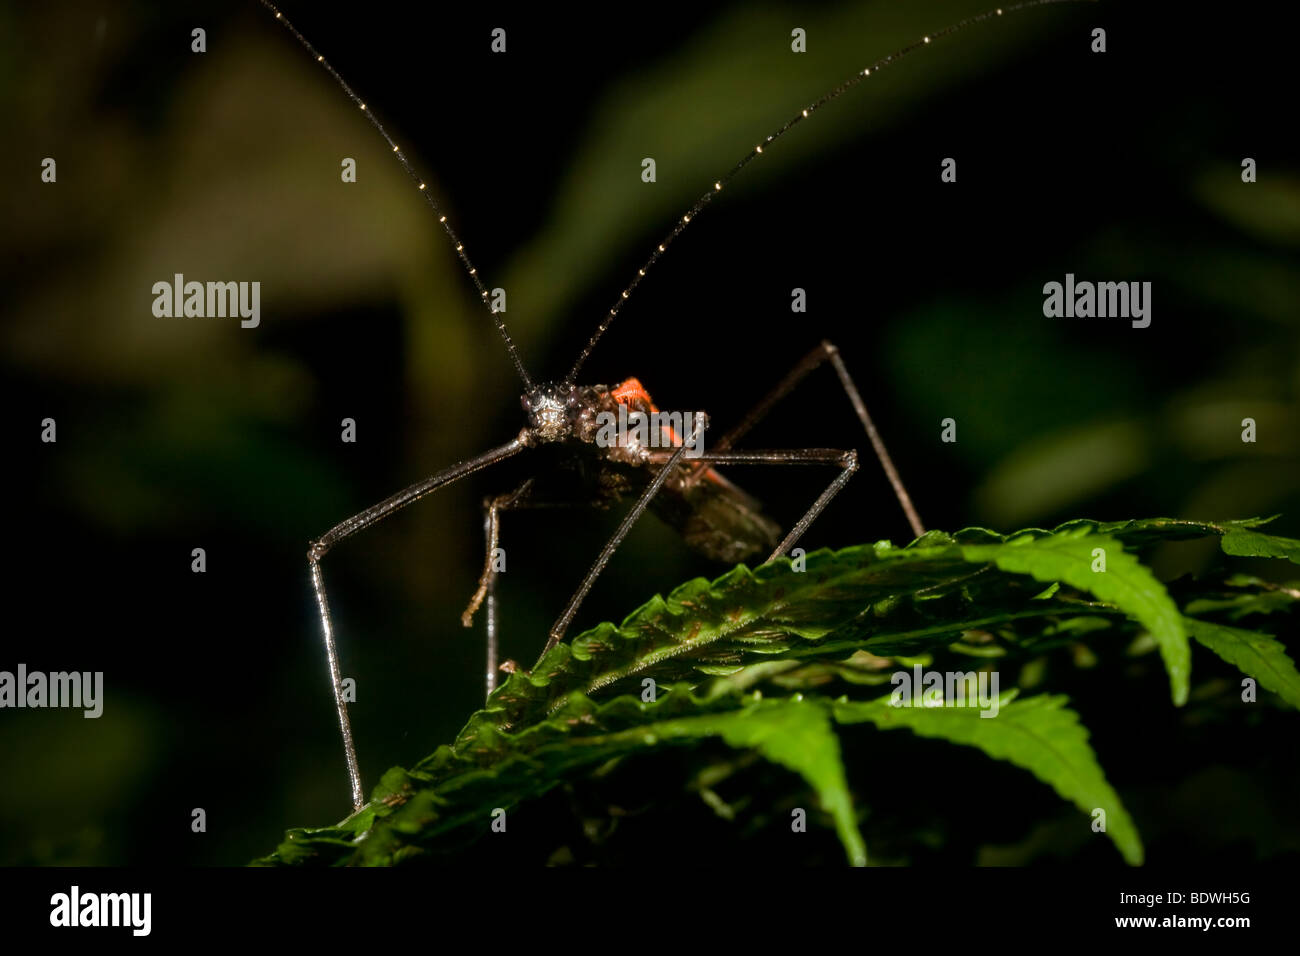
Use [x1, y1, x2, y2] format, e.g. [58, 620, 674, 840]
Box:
[706, 340, 925, 540]
[535, 444, 693, 668]
[308, 438, 526, 811]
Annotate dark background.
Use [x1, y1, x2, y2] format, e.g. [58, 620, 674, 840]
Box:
[2, 0, 1297, 865]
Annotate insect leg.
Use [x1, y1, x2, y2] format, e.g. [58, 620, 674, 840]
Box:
[651, 447, 859, 561]
[462, 482, 534, 630]
[462, 481, 535, 699]
[537, 444, 693, 665]
[484, 555, 500, 699]
[309, 436, 526, 811]
[707, 341, 924, 540]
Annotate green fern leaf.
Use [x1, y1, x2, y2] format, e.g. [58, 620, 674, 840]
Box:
[1185, 617, 1300, 709]
[833, 693, 1144, 864]
[960, 530, 1189, 705]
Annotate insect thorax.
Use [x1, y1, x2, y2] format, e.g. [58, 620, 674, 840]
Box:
[521, 382, 656, 467]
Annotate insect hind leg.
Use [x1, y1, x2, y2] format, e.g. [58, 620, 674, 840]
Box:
[707, 341, 925, 540]
[647, 447, 860, 563]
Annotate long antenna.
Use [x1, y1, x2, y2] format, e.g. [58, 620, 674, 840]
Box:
[258, 0, 534, 390]
[564, 0, 1089, 384]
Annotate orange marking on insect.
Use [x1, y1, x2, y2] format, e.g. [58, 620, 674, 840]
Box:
[611, 377, 657, 411]
[612, 377, 724, 485]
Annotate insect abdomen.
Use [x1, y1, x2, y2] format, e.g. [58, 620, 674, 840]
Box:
[651, 470, 781, 563]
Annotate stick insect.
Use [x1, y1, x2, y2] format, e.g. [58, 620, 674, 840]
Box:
[261, 0, 1082, 811]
